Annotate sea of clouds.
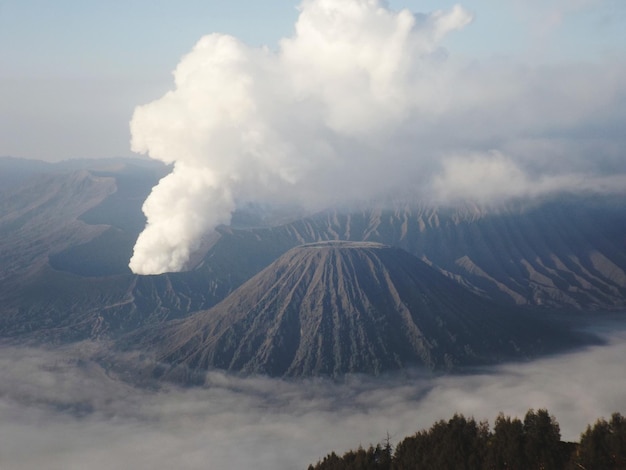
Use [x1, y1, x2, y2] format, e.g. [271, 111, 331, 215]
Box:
[1, 322, 625, 470]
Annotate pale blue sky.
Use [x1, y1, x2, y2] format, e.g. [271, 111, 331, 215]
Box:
[0, 0, 624, 160]
[0, 1, 298, 78]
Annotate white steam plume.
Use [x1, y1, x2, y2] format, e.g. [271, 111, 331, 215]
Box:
[129, 0, 626, 274]
[129, 0, 472, 274]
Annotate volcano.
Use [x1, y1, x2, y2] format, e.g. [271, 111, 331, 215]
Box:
[130, 241, 582, 378]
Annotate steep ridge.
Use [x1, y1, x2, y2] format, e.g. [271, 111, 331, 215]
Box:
[195, 197, 626, 311]
[135, 242, 582, 378]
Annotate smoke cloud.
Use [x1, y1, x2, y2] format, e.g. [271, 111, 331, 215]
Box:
[129, 0, 626, 274]
[1, 323, 626, 470]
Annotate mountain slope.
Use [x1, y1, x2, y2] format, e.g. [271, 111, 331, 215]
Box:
[0, 170, 116, 283]
[193, 197, 626, 311]
[135, 242, 581, 378]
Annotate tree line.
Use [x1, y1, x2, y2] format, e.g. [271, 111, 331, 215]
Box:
[308, 409, 626, 470]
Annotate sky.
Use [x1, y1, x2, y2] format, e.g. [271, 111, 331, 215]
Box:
[0, 0, 624, 162]
[1, 325, 626, 469]
[1, 1, 626, 274]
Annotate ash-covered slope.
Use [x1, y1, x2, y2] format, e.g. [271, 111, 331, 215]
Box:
[200, 198, 626, 311]
[136, 242, 579, 378]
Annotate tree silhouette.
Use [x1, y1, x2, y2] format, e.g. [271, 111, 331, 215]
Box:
[486, 413, 526, 469]
[574, 412, 626, 469]
[308, 409, 624, 470]
[392, 414, 488, 469]
[522, 408, 565, 470]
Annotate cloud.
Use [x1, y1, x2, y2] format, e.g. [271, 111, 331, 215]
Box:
[1, 321, 626, 469]
[433, 151, 626, 203]
[128, 0, 473, 274]
[128, 0, 626, 274]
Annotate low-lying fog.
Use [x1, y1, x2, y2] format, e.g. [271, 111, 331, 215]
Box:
[1, 320, 625, 470]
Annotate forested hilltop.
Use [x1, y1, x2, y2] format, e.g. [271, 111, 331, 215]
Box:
[308, 409, 626, 470]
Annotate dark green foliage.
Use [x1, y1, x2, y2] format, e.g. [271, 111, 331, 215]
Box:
[394, 414, 488, 470]
[572, 412, 626, 469]
[522, 409, 565, 469]
[308, 409, 626, 470]
[486, 413, 526, 469]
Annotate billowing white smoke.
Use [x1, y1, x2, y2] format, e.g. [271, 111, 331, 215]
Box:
[129, 0, 472, 274]
[129, 0, 626, 274]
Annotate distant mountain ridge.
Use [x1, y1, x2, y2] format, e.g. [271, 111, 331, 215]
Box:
[201, 197, 626, 310]
[0, 157, 624, 349]
[130, 241, 583, 378]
